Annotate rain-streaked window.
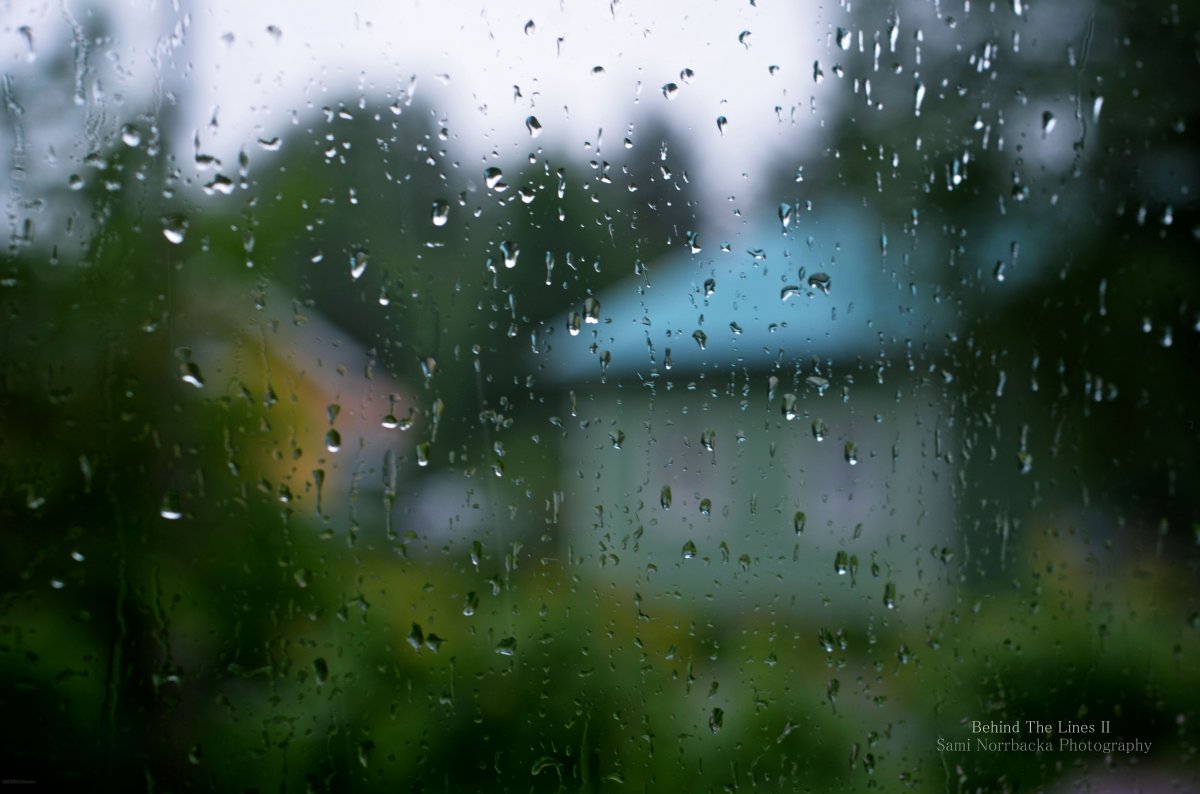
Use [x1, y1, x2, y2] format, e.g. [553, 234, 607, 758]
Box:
[2, 1, 1197, 790]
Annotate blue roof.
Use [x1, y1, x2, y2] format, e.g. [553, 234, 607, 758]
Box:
[532, 202, 962, 384]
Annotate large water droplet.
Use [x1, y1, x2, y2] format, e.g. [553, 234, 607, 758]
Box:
[484, 167, 505, 190]
[836, 27, 852, 50]
[779, 202, 794, 231]
[692, 329, 707, 350]
[660, 485, 672, 510]
[793, 511, 807, 534]
[808, 272, 831, 295]
[162, 215, 188, 245]
[681, 540, 697, 559]
[525, 115, 542, 138]
[661, 82, 679, 100]
[431, 199, 450, 226]
[160, 492, 183, 520]
[500, 240, 520, 269]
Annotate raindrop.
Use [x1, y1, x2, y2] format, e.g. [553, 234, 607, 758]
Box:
[692, 329, 707, 350]
[583, 295, 601, 323]
[431, 200, 450, 226]
[836, 27, 852, 50]
[779, 202, 794, 231]
[793, 511, 807, 534]
[523, 19, 536, 35]
[781, 285, 802, 302]
[834, 550, 849, 575]
[808, 272, 831, 294]
[462, 592, 479, 616]
[686, 231, 701, 253]
[610, 430, 625, 449]
[738, 30, 751, 48]
[681, 540, 697, 559]
[781, 393, 798, 421]
[180, 361, 205, 389]
[700, 429, 715, 452]
[1041, 111, 1056, 138]
[313, 658, 328, 686]
[812, 418, 827, 441]
[703, 278, 716, 297]
[660, 485, 672, 510]
[883, 581, 897, 609]
[661, 82, 679, 100]
[709, 707, 725, 734]
[484, 167, 504, 190]
[680, 67, 695, 83]
[407, 623, 425, 651]
[716, 116, 728, 135]
[844, 441, 858, 465]
[525, 115, 543, 138]
[496, 637, 517, 656]
[500, 240, 520, 269]
[416, 442, 431, 467]
[699, 498, 712, 516]
[350, 249, 368, 280]
[160, 492, 183, 521]
[914, 81, 926, 117]
[325, 428, 341, 453]
[162, 216, 188, 245]
[120, 124, 141, 147]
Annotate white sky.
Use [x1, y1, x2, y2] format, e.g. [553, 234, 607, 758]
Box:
[3, 0, 849, 226]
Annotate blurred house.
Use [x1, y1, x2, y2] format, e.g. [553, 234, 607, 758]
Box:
[531, 203, 974, 619]
[180, 285, 421, 540]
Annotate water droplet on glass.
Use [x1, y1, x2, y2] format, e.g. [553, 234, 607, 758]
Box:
[661, 82, 679, 100]
[781, 393, 798, 421]
[567, 311, 582, 336]
[325, 428, 341, 453]
[120, 124, 141, 147]
[691, 329, 707, 350]
[738, 29, 752, 48]
[609, 429, 625, 449]
[160, 492, 183, 521]
[699, 498, 712, 516]
[523, 19, 536, 35]
[313, 658, 328, 686]
[162, 216, 188, 245]
[583, 296, 601, 323]
[484, 167, 504, 190]
[811, 418, 827, 441]
[700, 429, 715, 452]
[836, 27, 852, 50]
[686, 231, 701, 253]
[808, 272, 831, 295]
[496, 637, 517, 656]
[779, 202, 793, 231]
[431, 199, 450, 226]
[793, 511, 807, 534]
[525, 115, 542, 138]
[716, 115, 728, 135]
[698, 706, 723, 738]
[660, 485, 672, 510]
[500, 240, 520, 269]
[883, 581, 897, 609]
[350, 249, 368, 280]
[179, 361, 205, 389]
[416, 442, 431, 467]
[681, 540, 697, 559]
[914, 80, 926, 117]
[781, 285, 801, 302]
[1041, 110, 1056, 137]
[844, 441, 858, 466]
[834, 550, 849, 575]
[462, 591, 479, 616]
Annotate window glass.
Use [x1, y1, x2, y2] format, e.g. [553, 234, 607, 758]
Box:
[2, 0, 1197, 790]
